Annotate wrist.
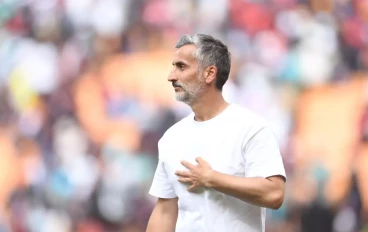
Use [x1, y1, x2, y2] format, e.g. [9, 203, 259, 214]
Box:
[204, 169, 216, 188]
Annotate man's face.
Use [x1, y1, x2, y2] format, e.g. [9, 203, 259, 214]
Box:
[168, 44, 205, 104]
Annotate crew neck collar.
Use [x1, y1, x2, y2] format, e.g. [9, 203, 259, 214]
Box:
[190, 103, 234, 125]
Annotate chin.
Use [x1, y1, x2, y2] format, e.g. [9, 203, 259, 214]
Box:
[175, 97, 189, 105]
[175, 93, 186, 101]
[175, 92, 195, 104]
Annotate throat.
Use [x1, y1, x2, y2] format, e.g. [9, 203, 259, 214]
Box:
[191, 95, 229, 122]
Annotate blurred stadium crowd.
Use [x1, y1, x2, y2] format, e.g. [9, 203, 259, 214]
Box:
[1, 0, 368, 231]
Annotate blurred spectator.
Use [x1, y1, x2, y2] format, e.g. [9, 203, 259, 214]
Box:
[1, 0, 368, 231]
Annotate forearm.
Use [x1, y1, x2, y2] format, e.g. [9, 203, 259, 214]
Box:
[206, 171, 284, 209]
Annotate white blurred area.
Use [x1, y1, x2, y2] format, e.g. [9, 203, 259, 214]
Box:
[1, 0, 368, 231]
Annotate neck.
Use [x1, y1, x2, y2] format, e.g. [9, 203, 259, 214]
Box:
[189, 90, 230, 121]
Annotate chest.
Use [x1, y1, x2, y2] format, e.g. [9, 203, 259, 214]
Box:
[162, 125, 246, 188]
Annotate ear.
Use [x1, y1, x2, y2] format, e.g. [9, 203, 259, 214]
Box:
[203, 66, 217, 84]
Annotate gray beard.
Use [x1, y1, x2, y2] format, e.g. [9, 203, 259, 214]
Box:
[175, 91, 193, 105]
[174, 73, 205, 105]
[174, 82, 205, 105]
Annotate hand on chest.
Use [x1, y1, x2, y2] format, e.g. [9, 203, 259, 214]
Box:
[164, 127, 245, 180]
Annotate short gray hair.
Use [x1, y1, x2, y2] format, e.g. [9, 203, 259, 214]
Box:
[175, 34, 231, 91]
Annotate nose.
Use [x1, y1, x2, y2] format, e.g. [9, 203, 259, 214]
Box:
[168, 70, 178, 82]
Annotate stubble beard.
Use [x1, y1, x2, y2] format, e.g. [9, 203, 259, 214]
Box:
[175, 77, 205, 105]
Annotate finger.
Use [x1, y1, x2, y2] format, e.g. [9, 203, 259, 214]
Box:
[195, 157, 206, 165]
[187, 184, 197, 192]
[175, 171, 191, 177]
[178, 178, 192, 184]
[181, 160, 195, 170]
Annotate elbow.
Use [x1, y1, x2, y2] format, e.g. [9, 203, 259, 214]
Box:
[270, 198, 283, 210]
[267, 189, 284, 210]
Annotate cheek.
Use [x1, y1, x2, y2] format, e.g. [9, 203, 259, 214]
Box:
[186, 72, 201, 83]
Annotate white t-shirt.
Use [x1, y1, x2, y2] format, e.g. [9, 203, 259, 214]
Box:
[149, 104, 286, 232]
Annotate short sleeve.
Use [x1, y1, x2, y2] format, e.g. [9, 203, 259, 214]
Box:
[243, 125, 286, 180]
[149, 159, 177, 198]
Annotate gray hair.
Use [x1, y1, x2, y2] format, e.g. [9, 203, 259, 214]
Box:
[175, 34, 231, 91]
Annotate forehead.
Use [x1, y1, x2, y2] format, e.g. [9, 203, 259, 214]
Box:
[172, 44, 198, 64]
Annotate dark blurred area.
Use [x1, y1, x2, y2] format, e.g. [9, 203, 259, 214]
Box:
[0, 0, 368, 231]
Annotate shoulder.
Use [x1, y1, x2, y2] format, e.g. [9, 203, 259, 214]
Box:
[228, 105, 280, 152]
[227, 105, 277, 147]
[229, 104, 268, 129]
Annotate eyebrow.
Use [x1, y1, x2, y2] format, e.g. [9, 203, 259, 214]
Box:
[172, 61, 189, 67]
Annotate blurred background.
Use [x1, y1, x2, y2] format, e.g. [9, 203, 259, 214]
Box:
[0, 0, 368, 231]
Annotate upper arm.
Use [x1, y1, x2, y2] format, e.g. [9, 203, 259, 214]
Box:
[243, 125, 286, 180]
[149, 140, 177, 198]
[149, 158, 177, 198]
[147, 197, 178, 232]
[155, 197, 179, 214]
[267, 175, 286, 191]
[266, 175, 286, 209]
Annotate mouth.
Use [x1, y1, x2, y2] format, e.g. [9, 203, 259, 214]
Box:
[172, 83, 183, 91]
[173, 86, 182, 92]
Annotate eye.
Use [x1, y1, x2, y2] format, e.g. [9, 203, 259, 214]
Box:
[173, 62, 186, 71]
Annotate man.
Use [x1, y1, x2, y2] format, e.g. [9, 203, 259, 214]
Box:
[146, 34, 286, 232]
